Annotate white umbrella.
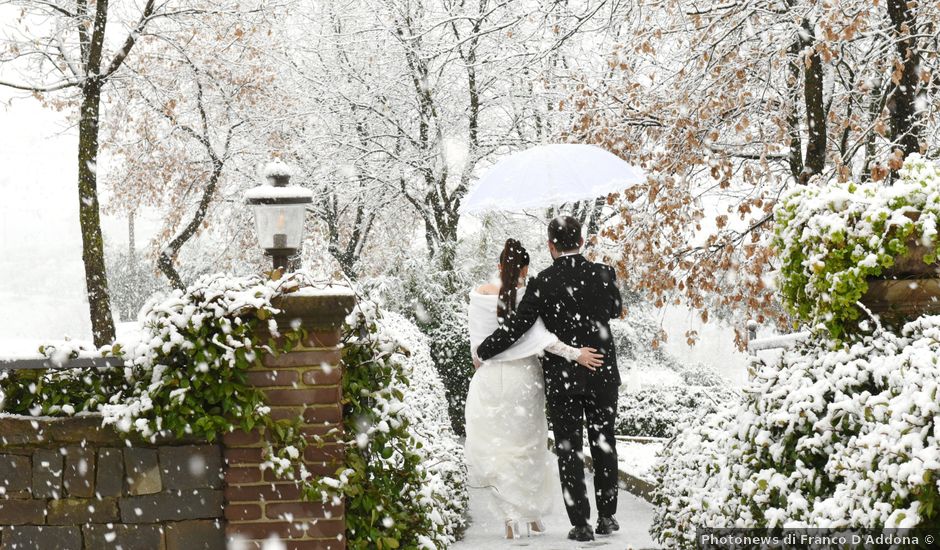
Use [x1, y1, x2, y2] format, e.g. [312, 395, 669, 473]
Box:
[459, 144, 645, 214]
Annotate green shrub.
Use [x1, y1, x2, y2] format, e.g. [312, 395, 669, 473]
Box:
[610, 314, 736, 439]
[616, 384, 734, 438]
[367, 255, 474, 436]
[424, 303, 473, 436]
[330, 300, 467, 549]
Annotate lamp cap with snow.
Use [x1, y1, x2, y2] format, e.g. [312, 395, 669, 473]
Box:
[245, 159, 313, 270]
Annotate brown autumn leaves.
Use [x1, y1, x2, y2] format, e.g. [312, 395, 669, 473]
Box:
[574, 0, 940, 346]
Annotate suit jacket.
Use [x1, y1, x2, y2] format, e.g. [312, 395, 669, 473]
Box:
[476, 254, 623, 398]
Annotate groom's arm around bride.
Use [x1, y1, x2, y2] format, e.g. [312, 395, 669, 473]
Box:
[476, 240, 622, 396]
[476, 224, 623, 395]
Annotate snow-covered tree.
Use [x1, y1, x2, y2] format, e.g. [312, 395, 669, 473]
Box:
[102, 2, 288, 289]
[0, 0, 291, 339]
[281, 0, 621, 279]
[0, 0, 167, 344]
[575, 0, 940, 343]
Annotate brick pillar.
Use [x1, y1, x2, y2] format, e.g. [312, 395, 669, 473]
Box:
[224, 290, 355, 550]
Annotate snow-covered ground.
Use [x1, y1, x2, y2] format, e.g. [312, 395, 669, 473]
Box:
[616, 439, 664, 483]
[454, 469, 658, 550]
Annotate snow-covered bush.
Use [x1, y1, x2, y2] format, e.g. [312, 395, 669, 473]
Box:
[368, 254, 474, 435]
[2, 274, 335, 483]
[773, 154, 940, 339]
[617, 383, 735, 439]
[1, 272, 329, 508]
[650, 404, 736, 548]
[336, 302, 468, 549]
[379, 312, 469, 542]
[651, 317, 940, 547]
[424, 303, 474, 436]
[611, 314, 736, 438]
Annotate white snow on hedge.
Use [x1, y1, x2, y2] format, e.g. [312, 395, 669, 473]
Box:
[378, 311, 469, 542]
[611, 317, 736, 439]
[651, 316, 940, 547]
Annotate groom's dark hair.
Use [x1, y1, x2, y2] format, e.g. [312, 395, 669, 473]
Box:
[548, 215, 582, 252]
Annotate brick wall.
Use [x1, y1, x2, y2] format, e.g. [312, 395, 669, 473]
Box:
[0, 416, 224, 550]
[223, 290, 354, 550]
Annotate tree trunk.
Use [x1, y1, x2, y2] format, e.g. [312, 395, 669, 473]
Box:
[863, 82, 885, 181]
[887, 0, 923, 159]
[801, 20, 827, 181]
[128, 210, 136, 268]
[436, 219, 459, 291]
[159, 158, 223, 290]
[786, 41, 805, 183]
[584, 197, 605, 245]
[78, 77, 116, 346]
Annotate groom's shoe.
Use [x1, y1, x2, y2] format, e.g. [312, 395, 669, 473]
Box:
[567, 525, 595, 542]
[595, 516, 620, 535]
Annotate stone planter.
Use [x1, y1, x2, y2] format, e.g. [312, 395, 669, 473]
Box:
[880, 243, 940, 278]
[880, 213, 940, 279]
[859, 212, 940, 326]
[861, 278, 940, 326]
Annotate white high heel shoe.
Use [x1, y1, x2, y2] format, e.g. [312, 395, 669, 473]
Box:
[504, 520, 521, 539]
[527, 520, 546, 536]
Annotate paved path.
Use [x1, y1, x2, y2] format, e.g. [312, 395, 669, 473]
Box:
[453, 470, 659, 550]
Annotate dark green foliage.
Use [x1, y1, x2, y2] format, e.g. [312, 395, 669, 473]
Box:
[616, 384, 735, 438]
[424, 304, 473, 436]
[367, 255, 474, 436]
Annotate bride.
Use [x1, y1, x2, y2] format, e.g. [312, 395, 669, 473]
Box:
[465, 238, 603, 539]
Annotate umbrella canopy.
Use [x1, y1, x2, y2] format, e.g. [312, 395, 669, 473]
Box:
[459, 144, 645, 214]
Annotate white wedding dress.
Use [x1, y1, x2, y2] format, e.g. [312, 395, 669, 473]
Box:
[464, 288, 580, 526]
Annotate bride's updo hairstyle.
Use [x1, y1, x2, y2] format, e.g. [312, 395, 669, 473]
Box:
[497, 238, 530, 323]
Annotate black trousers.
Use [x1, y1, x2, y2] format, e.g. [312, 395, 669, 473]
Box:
[547, 387, 619, 527]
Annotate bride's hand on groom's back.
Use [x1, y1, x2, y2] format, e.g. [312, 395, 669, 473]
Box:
[576, 347, 603, 370]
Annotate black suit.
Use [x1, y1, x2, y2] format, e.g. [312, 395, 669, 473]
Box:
[477, 253, 623, 527]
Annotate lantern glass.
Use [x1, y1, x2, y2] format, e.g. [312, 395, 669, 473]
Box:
[250, 202, 308, 251]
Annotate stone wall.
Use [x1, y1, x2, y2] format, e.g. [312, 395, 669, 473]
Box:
[0, 416, 224, 550]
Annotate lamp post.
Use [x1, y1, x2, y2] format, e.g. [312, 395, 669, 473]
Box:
[245, 160, 313, 271]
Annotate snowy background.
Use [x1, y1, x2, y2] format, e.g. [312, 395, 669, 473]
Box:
[0, 89, 748, 383]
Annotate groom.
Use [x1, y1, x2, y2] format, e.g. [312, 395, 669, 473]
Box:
[476, 215, 623, 542]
